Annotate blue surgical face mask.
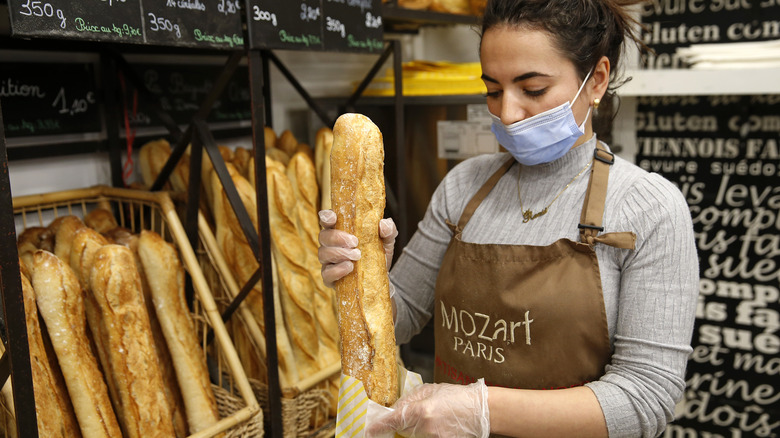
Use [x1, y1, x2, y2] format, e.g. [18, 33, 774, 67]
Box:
[490, 69, 593, 166]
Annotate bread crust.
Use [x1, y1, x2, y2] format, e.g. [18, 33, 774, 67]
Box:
[331, 113, 398, 406]
[22, 263, 82, 437]
[31, 250, 122, 438]
[137, 231, 221, 435]
[89, 244, 175, 438]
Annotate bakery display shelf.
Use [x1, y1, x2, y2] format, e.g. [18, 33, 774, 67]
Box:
[382, 4, 480, 30]
[10, 185, 262, 437]
[323, 93, 486, 107]
[619, 67, 780, 96]
[197, 211, 341, 437]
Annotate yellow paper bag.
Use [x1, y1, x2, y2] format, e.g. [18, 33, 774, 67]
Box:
[335, 367, 424, 438]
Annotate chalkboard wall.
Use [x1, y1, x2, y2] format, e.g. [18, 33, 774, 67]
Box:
[8, 0, 383, 52]
[638, 2, 780, 437]
[0, 62, 102, 139]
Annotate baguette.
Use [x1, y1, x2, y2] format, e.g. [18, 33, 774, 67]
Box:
[286, 152, 340, 366]
[31, 250, 122, 438]
[314, 127, 334, 211]
[137, 231, 221, 436]
[139, 139, 173, 189]
[209, 165, 300, 387]
[22, 261, 82, 437]
[17, 226, 47, 274]
[84, 208, 118, 234]
[276, 129, 299, 157]
[110, 229, 189, 438]
[330, 113, 398, 406]
[266, 163, 320, 377]
[264, 126, 278, 150]
[89, 244, 175, 438]
[53, 216, 86, 261]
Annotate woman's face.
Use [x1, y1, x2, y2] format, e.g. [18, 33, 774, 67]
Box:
[480, 26, 593, 135]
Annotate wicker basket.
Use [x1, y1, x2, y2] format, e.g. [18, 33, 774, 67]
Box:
[10, 185, 262, 438]
[196, 211, 340, 437]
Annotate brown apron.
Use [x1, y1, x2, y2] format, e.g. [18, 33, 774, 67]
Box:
[433, 146, 636, 390]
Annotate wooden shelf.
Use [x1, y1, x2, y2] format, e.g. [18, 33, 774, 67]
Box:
[382, 4, 480, 32]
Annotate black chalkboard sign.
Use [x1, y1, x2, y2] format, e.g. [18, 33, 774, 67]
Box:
[321, 0, 383, 53]
[8, 0, 245, 50]
[127, 63, 251, 129]
[245, 0, 383, 52]
[0, 62, 102, 139]
[245, 0, 325, 50]
[142, 1, 244, 49]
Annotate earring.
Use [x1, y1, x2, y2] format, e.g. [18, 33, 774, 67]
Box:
[593, 98, 600, 109]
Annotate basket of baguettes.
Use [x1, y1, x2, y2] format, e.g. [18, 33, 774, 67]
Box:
[137, 126, 345, 437]
[4, 186, 262, 438]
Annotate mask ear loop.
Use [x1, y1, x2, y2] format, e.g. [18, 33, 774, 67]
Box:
[571, 68, 594, 105]
[573, 68, 595, 130]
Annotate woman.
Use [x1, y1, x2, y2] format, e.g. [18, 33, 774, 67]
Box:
[319, 0, 699, 436]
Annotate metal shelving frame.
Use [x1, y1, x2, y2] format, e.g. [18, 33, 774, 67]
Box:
[0, 5, 478, 436]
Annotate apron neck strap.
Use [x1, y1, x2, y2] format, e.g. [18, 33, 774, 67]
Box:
[456, 157, 516, 232]
[578, 145, 636, 249]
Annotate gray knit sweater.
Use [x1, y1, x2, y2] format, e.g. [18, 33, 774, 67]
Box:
[390, 136, 699, 438]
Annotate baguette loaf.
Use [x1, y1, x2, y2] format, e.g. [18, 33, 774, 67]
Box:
[266, 163, 320, 377]
[84, 208, 118, 234]
[31, 250, 122, 438]
[314, 127, 334, 211]
[276, 129, 299, 157]
[137, 230, 222, 436]
[330, 113, 398, 406]
[139, 139, 173, 189]
[286, 152, 340, 367]
[89, 244, 175, 438]
[17, 226, 47, 274]
[110, 229, 189, 438]
[53, 216, 86, 261]
[209, 165, 300, 387]
[21, 261, 82, 437]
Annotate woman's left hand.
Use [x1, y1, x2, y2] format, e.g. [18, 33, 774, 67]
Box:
[366, 379, 490, 438]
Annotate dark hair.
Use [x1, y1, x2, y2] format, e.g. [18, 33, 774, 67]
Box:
[480, 0, 648, 90]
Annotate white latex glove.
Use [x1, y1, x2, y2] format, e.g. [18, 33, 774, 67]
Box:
[318, 210, 398, 287]
[366, 379, 490, 438]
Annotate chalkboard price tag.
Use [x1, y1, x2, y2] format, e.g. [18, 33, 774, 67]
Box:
[0, 63, 102, 139]
[245, 1, 325, 51]
[142, 1, 245, 49]
[9, 0, 145, 44]
[129, 63, 251, 129]
[321, 0, 383, 53]
[8, 0, 245, 50]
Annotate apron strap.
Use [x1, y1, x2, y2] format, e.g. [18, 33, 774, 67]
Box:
[456, 156, 516, 232]
[578, 145, 636, 249]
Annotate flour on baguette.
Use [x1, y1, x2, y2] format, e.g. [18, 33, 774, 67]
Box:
[31, 250, 122, 438]
[21, 262, 82, 437]
[330, 113, 398, 406]
[137, 231, 222, 436]
[89, 244, 175, 438]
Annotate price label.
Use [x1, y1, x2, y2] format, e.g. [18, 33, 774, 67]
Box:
[9, 0, 145, 43]
[245, 0, 325, 50]
[321, 0, 383, 52]
[1, 62, 102, 139]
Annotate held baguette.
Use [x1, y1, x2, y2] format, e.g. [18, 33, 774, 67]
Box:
[89, 244, 175, 438]
[330, 113, 398, 406]
[31, 250, 122, 438]
[21, 261, 82, 437]
[137, 230, 222, 436]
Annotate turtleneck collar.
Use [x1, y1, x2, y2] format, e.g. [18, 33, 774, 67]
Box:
[515, 135, 601, 180]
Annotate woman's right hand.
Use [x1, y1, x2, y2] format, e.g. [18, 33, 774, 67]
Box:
[318, 210, 398, 287]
